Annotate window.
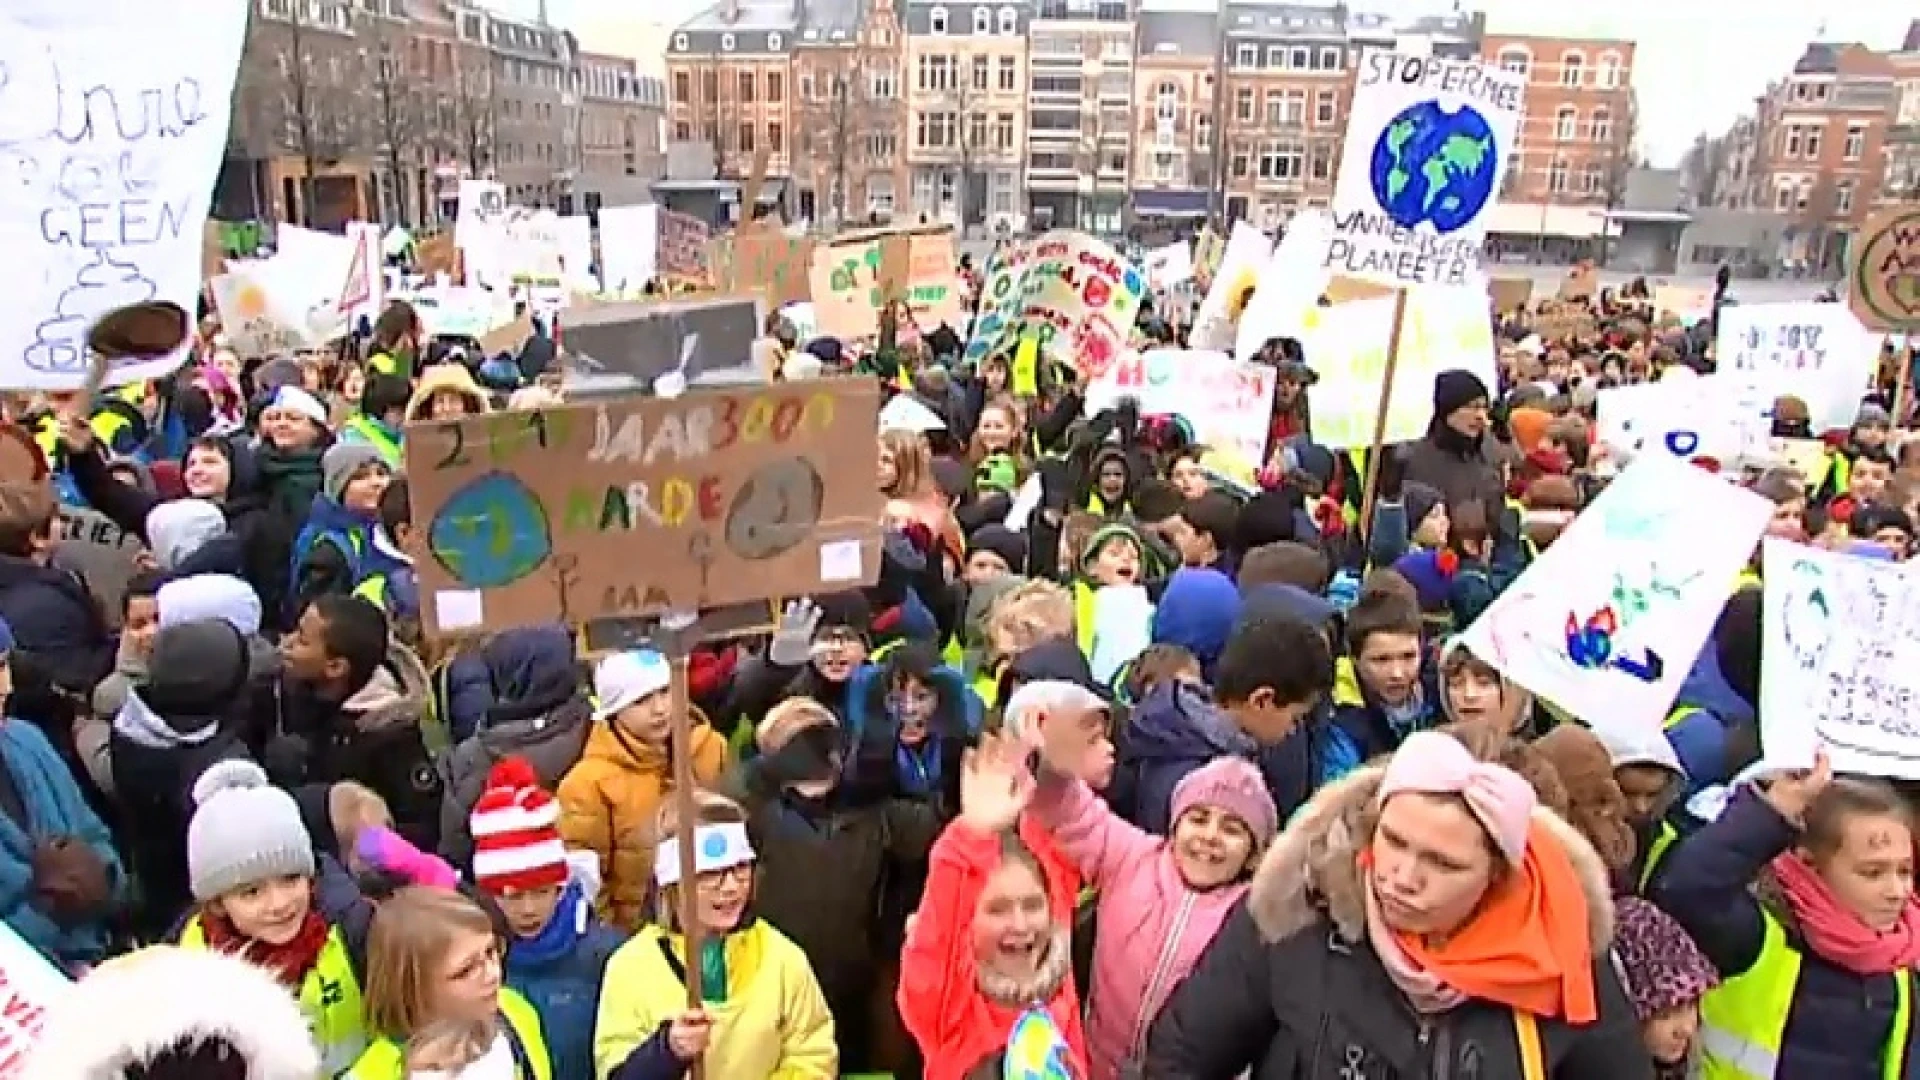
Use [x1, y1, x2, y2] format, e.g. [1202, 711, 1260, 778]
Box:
[721, 32, 735, 51]
[998, 56, 1016, 90]
[1155, 81, 1178, 121]
[930, 5, 947, 33]
[995, 112, 1014, 150]
[1103, 148, 1126, 173]
[673, 71, 690, 102]
[672, 32, 688, 50]
[917, 110, 956, 148]
[738, 71, 755, 102]
[1231, 149, 1249, 178]
[1314, 89, 1336, 126]
[1805, 127, 1821, 160]
[1498, 48, 1529, 76]
[1195, 113, 1211, 150]
[1837, 178, 1856, 214]
[868, 174, 895, 213]
[1282, 89, 1305, 126]
[1590, 107, 1611, 144]
[799, 71, 815, 101]
[969, 112, 987, 149]
[1290, 47, 1308, 69]
[1784, 125, 1803, 158]
[1258, 141, 1303, 180]
[1551, 50, 1582, 85]
[919, 54, 956, 91]
[870, 65, 896, 98]
[1153, 151, 1175, 184]
[1319, 46, 1341, 71]
[1774, 183, 1794, 211]
[1310, 141, 1332, 181]
[738, 122, 756, 152]
[1235, 87, 1254, 122]
[702, 70, 718, 100]
[973, 6, 989, 33]
[973, 54, 989, 90]
[1580, 164, 1602, 194]
[1235, 44, 1256, 67]
[674, 120, 691, 140]
[867, 131, 897, 161]
[1595, 51, 1620, 90]
[999, 7, 1017, 34]
[768, 121, 783, 153]
[1553, 106, 1576, 142]
[1846, 123, 1866, 161]
[1264, 90, 1283, 126]
[1548, 157, 1568, 193]
[1266, 46, 1284, 68]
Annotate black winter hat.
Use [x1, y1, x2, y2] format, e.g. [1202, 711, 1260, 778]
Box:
[142, 617, 250, 721]
[967, 524, 1027, 572]
[1432, 369, 1492, 417]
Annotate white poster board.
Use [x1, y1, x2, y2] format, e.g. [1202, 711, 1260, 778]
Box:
[1324, 50, 1525, 290]
[0, 922, 70, 1073]
[597, 204, 659, 294]
[1144, 242, 1194, 291]
[1083, 348, 1278, 469]
[1715, 302, 1878, 434]
[1189, 222, 1273, 350]
[1458, 455, 1771, 738]
[1301, 282, 1500, 450]
[1760, 537, 1920, 777]
[0, 0, 250, 389]
[1595, 375, 1773, 467]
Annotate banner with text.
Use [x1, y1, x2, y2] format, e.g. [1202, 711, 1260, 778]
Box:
[1083, 349, 1277, 469]
[960, 230, 1146, 377]
[1715, 301, 1878, 433]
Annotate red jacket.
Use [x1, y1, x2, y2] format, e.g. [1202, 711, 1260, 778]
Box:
[898, 816, 1088, 1080]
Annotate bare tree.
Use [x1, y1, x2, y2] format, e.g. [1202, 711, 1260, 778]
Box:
[796, 53, 868, 228]
[264, 6, 359, 225]
[1679, 133, 1731, 208]
[449, 54, 498, 179]
[944, 79, 981, 228]
[361, 14, 426, 226]
[1600, 89, 1641, 210]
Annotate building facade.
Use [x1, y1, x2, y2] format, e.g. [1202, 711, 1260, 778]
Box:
[1881, 41, 1920, 208]
[1215, 1, 1352, 231]
[1022, 0, 1133, 233]
[1480, 33, 1636, 259]
[792, 0, 911, 226]
[902, 0, 1029, 230]
[576, 52, 669, 212]
[1131, 7, 1218, 225]
[665, 0, 798, 220]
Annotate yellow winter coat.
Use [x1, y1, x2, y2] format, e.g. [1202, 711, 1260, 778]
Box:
[592, 921, 837, 1079]
[556, 713, 728, 931]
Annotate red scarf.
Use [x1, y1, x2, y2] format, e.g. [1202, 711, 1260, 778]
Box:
[201, 908, 332, 988]
[1772, 851, 1920, 975]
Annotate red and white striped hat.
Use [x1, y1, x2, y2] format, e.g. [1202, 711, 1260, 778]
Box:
[469, 757, 569, 895]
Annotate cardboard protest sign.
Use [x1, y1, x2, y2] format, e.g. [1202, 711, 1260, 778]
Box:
[1458, 456, 1771, 738]
[713, 228, 816, 307]
[415, 233, 458, 278]
[1489, 276, 1533, 315]
[1558, 265, 1597, 301]
[559, 296, 762, 387]
[0, 921, 70, 1074]
[808, 230, 911, 340]
[903, 228, 964, 331]
[1848, 207, 1920, 333]
[959, 230, 1145, 376]
[1760, 537, 1920, 777]
[1322, 51, 1524, 290]
[403, 378, 884, 636]
[658, 211, 713, 280]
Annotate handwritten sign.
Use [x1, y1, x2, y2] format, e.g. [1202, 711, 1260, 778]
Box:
[1083, 349, 1276, 468]
[455, 179, 506, 251]
[404, 378, 884, 637]
[658, 210, 712, 281]
[1458, 455, 1771, 739]
[0, 921, 69, 1075]
[1144, 243, 1193, 291]
[959, 230, 1145, 377]
[208, 262, 340, 356]
[1191, 222, 1273, 349]
[1761, 537, 1920, 777]
[598, 204, 658, 294]
[0, 0, 248, 390]
[1715, 302, 1877, 432]
[1849, 208, 1920, 333]
[1594, 375, 1771, 467]
[1300, 283, 1500, 450]
[714, 225, 816, 308]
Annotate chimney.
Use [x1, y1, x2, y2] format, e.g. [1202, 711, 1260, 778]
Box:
[721, 0, 740, 23]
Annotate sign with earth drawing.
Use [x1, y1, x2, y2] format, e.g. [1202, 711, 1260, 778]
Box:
[1325, 50, 1526, 290]
[1848, 207, 1920, 333]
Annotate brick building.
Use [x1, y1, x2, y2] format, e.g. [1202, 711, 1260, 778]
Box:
[791, 0, 911, 225]
[903, 0, 1030, 229]
[1131, 6, 1218, 225]
[665, 0, 797, 221]
[576, 51, 668, 212]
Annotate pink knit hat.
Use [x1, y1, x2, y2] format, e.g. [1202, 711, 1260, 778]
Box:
[1378, 730, 1537, 865]
[1171, 757, 1279, 846]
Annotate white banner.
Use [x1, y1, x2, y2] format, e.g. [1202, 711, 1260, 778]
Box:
[0, 0, 249, 389]
[597, 204, 659, 294]
[1083, 348, 1277, 469]
[1715, 302, 1878, 433]
[1458, 456, 1770, 738]
[1595, 374, 1772, 467]
[1760, 537, 1920, 777]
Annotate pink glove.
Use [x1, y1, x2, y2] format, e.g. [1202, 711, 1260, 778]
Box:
[355, 827, 459, 891]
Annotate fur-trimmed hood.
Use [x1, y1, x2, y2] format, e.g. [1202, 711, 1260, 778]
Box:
[1245, 764, 1617, 954]
[24, 945, 320, 1079]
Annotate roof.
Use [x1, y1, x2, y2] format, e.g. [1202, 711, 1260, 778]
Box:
[1794, 43, 1842, 75]
[677, 0, 799, 33]
[1223, 1, 1342, 38]
[798, 0, 868, 41]
[1136, 9, 1217, 58]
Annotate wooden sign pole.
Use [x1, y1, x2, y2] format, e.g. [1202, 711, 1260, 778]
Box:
[1356, 289, 1411, 546]
[655, 612, 706, 1080]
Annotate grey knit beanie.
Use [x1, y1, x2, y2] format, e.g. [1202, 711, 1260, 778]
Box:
[188, 759, 316, 902]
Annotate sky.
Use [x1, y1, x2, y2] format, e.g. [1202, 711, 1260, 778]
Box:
[499, 0, 1917, 167]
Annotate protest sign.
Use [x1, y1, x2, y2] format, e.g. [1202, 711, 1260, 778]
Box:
[455, 180, 507, 250]
[1144, 243, 1194, 291]
[208, 262, 344, 356]
[415, 233, 458, 278]
[1, 0, 247, 390]
[780, 301, 819, 345]
[276, 223, 383, 329]
[554, 214, 596, 293]
[1715, 301, 1877, 432]
[658, 210, 713, 280]
[1759, 537, 1920, 777]
[807, 226, 962, 341]
[558, 296, 762, 387]
[1558, 265, 1597, 301]
[53, 504, 142, 630]
[1324, 51, 1524, 290]
[1458, 456, 1771, 738]
[959, 230, 1146, 376]
[403, 378, 884, 637]
[1848, 207, 1920, 333]
[1191, 222, 1273, 347]
[1594, 375, 1770, 467]
[1654, 283, 1714, 324]
[597, 204, 659, 294]
[404, 286, 519, 340]
[1082, 349, 1277, 468]
[903, 228, 964, 331]
[1233, 211, 1335, 361]
[714, 226, 816, 308]
[1300, 283, 1500, 450]
[1489, 276, 1533, 315]
[0, 922, 67, 1074]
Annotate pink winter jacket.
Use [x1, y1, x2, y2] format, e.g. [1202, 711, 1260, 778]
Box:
[1029, 773, 1250, 1080]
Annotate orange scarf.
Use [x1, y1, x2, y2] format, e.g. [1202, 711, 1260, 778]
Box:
[1385, 819, 1598, 1023]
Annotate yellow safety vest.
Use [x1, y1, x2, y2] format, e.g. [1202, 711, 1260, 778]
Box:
[352, 574, 389, 612]
[1637, 821, 1678, 893]
[180, 916, 370, 1077]
[1699, 912, 1912, 1079]
[367, 350, 410, 379]
[343, 414, 402, 470]
[1735, 569, 1763, 592]
[347, 988, 550, 1080]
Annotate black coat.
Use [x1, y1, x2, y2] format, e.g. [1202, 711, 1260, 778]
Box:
[109, 724, 250, 937]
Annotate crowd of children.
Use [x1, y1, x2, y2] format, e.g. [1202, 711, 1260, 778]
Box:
[6, 262, 1920, 1080]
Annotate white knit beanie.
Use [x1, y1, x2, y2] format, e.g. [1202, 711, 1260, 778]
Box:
[187, 760, 316, 902]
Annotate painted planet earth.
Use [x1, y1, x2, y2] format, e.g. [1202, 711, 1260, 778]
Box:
[1368, 99, 1499, 235]
[428, 471, 552, 589]
[725, 457, 824, 561]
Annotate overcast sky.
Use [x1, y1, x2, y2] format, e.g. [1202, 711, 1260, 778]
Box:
[501, 0, 1916, 167]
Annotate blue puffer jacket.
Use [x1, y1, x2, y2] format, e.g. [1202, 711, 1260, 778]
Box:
[841, 659, 982, 812]
[1664, 641, 1756, 799]
[1111, 681, 1256, 836]
[439, 625, 581, 744]
[0, 718, 124, 972]
[504, 883, 627, 1080]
